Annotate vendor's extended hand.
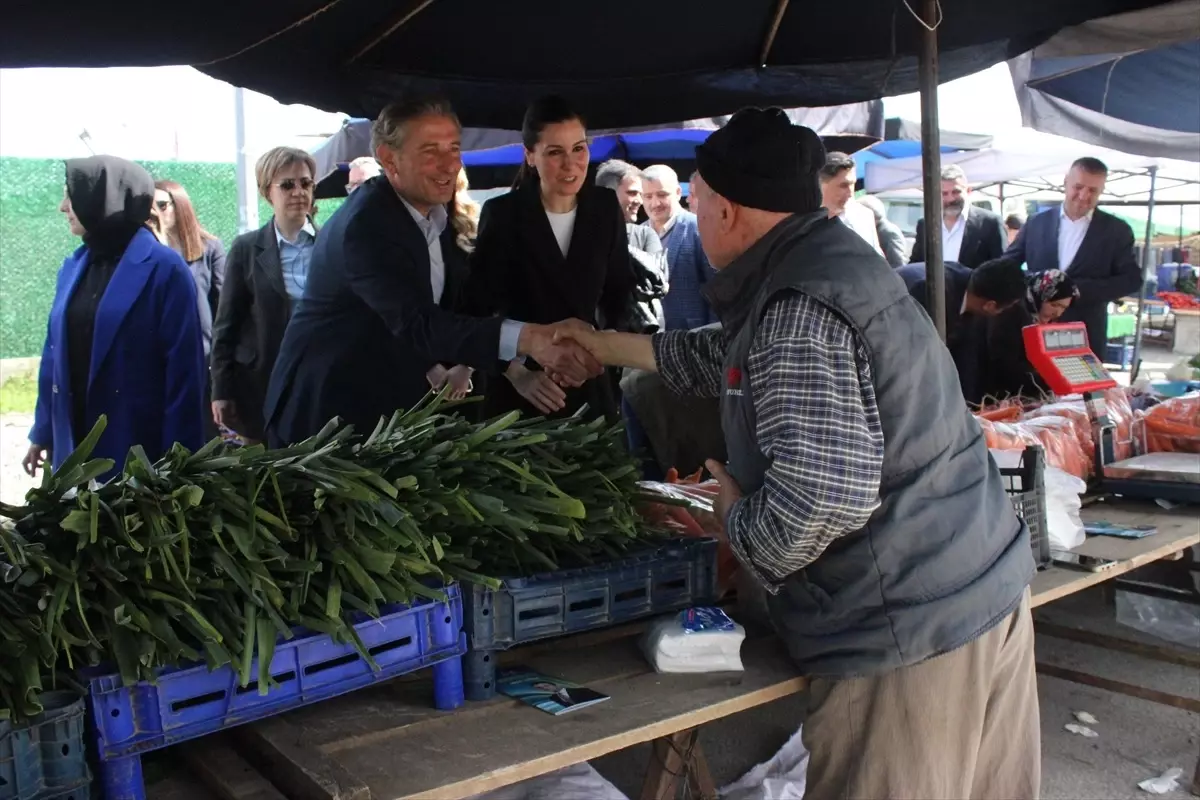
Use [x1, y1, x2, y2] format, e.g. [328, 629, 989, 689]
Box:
[705, 459, 743, 540]
[521, 321, 602, 388]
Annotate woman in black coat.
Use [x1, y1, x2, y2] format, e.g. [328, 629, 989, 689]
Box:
[467, 96, 635, 421]
[210, 146, 317, 443]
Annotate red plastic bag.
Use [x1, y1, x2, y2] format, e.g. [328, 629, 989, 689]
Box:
[638, 477, 736, 598]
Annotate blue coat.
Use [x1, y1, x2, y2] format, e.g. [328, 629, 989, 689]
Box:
[31, 227, 207, 474]
[652, 211, 718, 331]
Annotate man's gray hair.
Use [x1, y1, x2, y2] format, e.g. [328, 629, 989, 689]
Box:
[595, 159, 641, 190]
[857, 193, 887, 222]
[940, 163, 968, 184]
[371, 96, 460, 153]
[642, 164, 680, 186]
[349, 156, 382, 174]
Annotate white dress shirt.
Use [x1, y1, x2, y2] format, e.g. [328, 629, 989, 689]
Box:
[838, 200, 884, 255]
[1058, 207, 1093, 271]
[546, 207, 577, 258]
[942, 206, 969, 263]
[398, 194, 521, 361]
[399, 196, 449, 303]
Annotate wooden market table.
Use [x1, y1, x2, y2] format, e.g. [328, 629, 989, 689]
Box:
[150, 500, 1198, 800]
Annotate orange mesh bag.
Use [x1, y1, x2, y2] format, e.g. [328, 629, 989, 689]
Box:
[1103, 388, 1135, 461]
[1140, 392, 1200, 454]
[1012, 416, 1091, 479]
[977, 417, 1039, 451]
[1026, 400, 1094, 476]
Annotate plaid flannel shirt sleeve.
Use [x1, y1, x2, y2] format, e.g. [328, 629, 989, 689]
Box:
[726, 291, 885, 593]
[650, 327, 729, 398]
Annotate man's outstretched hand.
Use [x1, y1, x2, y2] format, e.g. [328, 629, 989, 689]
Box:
[519, 320, 604, 387]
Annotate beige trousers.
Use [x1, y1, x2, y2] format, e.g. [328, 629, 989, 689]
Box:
[803, 588, 1041, 800]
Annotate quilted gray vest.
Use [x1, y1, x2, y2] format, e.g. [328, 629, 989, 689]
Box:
[707, 212, 1033, 677]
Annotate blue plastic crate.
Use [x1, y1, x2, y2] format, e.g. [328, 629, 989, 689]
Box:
[1105, 342, 1133, 370]
[0, 692, 90, 800]
[462, 537, 718, 700]
[90, 586, 466, 800]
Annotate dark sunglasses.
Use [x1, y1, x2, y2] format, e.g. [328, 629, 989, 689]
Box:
[275, 178, 314, 192]
[155, 199, 172, 211]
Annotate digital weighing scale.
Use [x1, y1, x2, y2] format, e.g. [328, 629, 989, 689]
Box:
[1023, 322, 1200, 503]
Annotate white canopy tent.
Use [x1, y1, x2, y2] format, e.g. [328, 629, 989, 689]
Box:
[863, 128, 1163, 192]
[865, 126, 1200, 380]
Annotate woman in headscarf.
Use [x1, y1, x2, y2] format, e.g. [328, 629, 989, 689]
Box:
[23, 156, 207, 479]
[983, 269, 1081, 400]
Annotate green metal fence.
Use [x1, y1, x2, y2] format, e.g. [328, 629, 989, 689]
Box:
[0, 157, 342, 359]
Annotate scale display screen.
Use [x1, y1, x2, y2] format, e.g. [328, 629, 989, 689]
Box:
[1022, 322, 1118, 395]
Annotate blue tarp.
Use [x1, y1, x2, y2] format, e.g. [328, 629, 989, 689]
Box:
[1028, 41, 1199, 134]
[1010, 0, 1200, 160]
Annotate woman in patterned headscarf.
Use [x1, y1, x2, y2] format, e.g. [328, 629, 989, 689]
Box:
[1026, 269, 1081, 324]
[983, 269, 1080, 400]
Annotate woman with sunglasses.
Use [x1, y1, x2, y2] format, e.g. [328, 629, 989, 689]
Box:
[151, 180, 226, 358]
[210, 146, 318, 443]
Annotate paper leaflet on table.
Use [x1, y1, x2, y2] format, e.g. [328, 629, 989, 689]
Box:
[495, 667, 609, 715]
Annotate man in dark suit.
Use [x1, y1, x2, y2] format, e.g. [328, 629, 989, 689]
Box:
[1005, 157, 1141, 359]
[910, 164, 1007, 269]
[898, 258, 1027, 404]
[263, 97, 600, 445]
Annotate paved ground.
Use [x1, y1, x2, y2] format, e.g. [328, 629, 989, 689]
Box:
[1, 412, 36, 506]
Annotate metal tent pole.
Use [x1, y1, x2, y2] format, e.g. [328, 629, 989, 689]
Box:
[1130, 165, 1158, 383]
[234, 87, 259, 235]
[918, 0, 945, 340]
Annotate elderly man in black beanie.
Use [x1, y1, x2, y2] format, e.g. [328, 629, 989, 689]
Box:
[555, 108, 1040, 798]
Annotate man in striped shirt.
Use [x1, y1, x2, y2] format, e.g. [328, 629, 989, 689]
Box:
[557, 108, 1039, 798]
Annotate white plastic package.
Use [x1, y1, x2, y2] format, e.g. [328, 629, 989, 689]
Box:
[990, 449, 1086, 551]
[1043, 465, 1087, 550]
[642, 608, 746, 673]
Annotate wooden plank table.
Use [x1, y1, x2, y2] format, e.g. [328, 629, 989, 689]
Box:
[150, 500, 1198, 800]
[1032, 501, 1199, 608]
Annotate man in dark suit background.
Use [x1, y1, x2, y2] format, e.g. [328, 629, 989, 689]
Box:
[898, 258, 1027, 404]
[264, 97, 600, 445]
[910, 164, 1007, 269]
[1005, 157, 1141, 359]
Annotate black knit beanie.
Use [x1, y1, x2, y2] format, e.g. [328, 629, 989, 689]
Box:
[695, 107, 825, 214]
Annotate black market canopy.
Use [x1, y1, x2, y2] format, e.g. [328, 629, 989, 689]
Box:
[0, 0, 1177, 129]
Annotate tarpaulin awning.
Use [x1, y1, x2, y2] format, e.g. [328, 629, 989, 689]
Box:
[0, 0, 1177, 129]
[1008, 0, 1200, 161]
[312, 102, 885, 196]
